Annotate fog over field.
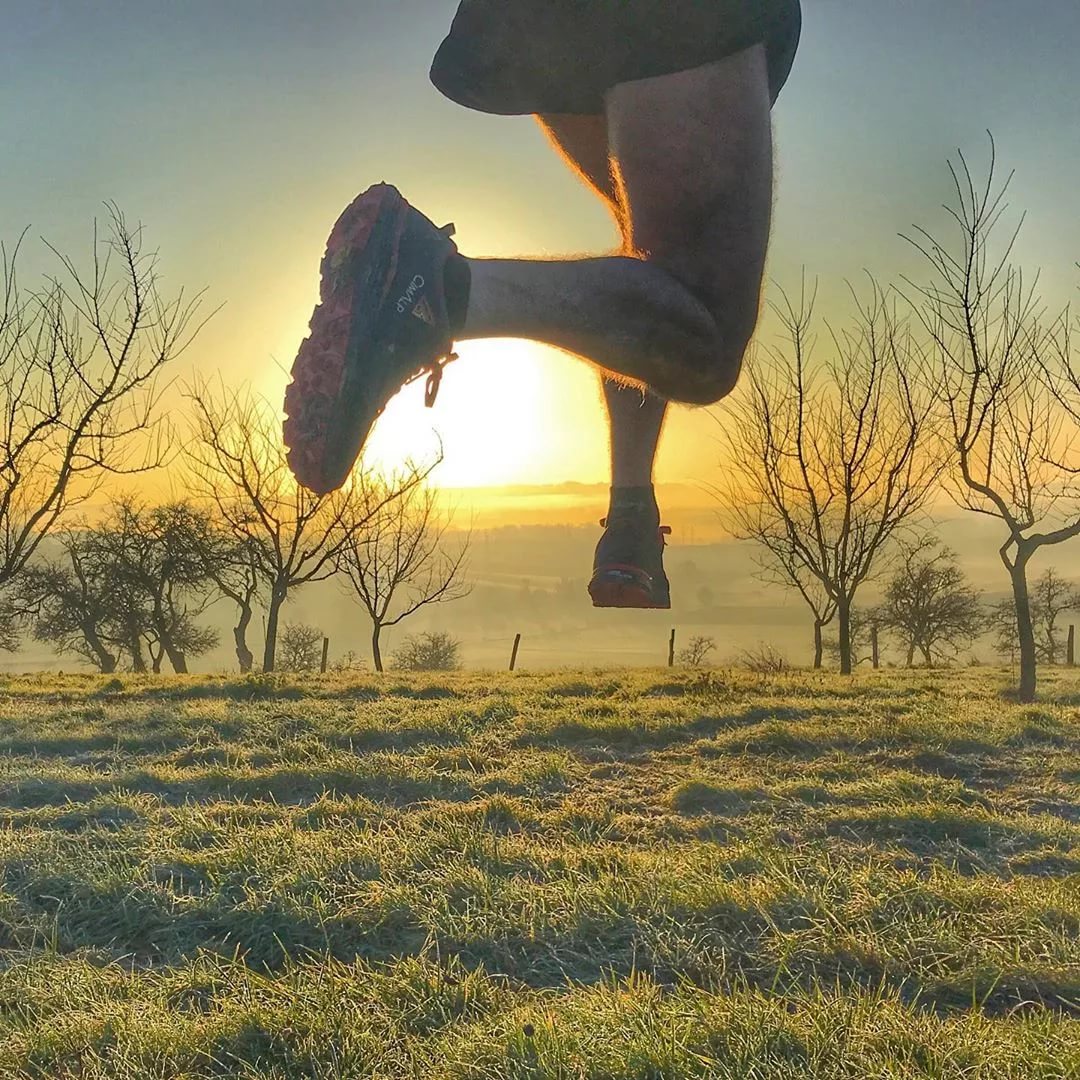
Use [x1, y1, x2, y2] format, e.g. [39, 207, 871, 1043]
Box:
[4, 487, 1047, 675]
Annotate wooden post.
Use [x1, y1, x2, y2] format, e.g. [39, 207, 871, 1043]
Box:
[320, 637, 330, 674]
[668, 628, 677, 668]
[1068, 625, 1075, 667]
[509, 633, 522, 672]
[871, 626, 880, 670]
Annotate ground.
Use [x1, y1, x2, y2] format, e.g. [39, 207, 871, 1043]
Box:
[0, 667, 1077, 1078]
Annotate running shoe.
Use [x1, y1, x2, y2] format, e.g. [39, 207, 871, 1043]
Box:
[283, 184, 464, 495]
[589, 514, 672, 609]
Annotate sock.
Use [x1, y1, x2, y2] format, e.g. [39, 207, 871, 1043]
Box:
[608, 485, 659, 522]
[444, 254, 471, 337]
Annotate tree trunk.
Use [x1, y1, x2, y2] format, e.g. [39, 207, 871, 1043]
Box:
[837, 598, 852, 675]
[160, 633, 189, 674]
[129, 635, 148, 673]
[82, 624, 117, 674]
[906, 641, 915, 668]
[234, 601, 254, 674]
[920, 644, 933, 667]
[1009, 556, 1037, 703]
[812, 620, 824, 670]
[262, 583, 287, 672]
[372, 623, 384, 673]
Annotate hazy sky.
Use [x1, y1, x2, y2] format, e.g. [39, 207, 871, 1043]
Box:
[3, 0, 1079, 493]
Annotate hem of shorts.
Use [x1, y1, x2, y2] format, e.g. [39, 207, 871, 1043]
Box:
[429, 43, 795, 117]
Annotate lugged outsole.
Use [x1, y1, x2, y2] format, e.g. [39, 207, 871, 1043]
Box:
[283, 183, 406, 495]
[589, 569, 671, 611]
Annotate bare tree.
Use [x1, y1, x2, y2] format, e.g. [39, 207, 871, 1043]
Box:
[337, 482, 470, 672]
[14, 530, 124, 672]
[15, 506, 219, 674]
[904, 140, 1080, 701]
[989, 567, 1080, 666]
[0, 593, 21, 654]
[393, 631, 462, 672]
[277, 623, 325, 672]
[94, 500, 220, 674]
[736, 526, 836, 669]
[876, 536, 983, 666]
[677, 635, 717, 668]
[719, 278, 940, 674]
[0, 207, 205, 586]
[184, 379, 422, 671]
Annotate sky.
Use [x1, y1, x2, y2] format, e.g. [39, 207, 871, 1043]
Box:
[3, 0, 1079, 501]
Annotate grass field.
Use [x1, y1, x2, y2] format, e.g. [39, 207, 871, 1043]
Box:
[0, 667, 1078, 1078]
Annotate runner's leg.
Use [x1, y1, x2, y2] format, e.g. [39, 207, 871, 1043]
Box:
[461, 46, 774, 405]
[536, 115, 668, 498]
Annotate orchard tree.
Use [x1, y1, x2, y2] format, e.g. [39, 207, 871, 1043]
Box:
[14, 530, 123, 672]
[876, 537, 983, 666]
[0, 207, 205, 588]
[94, 500, 220, 674]
[720, 278, 940, 673]
[989, 567, 1080, 666]
[197, 531, 262, 673]
[337, 481, 470, 672]
[184, 380, 425, 671]
[277, 623, 325, 672]
[906, 140, 1080, 700]
[15, 506, 220, 674]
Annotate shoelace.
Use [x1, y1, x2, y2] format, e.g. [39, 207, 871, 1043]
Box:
[403, 350, 457, 408]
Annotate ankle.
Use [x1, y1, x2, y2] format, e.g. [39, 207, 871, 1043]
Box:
[608, 485, 659, 520]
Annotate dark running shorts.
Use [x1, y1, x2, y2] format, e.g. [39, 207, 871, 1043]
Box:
[430, 0, 802, 116]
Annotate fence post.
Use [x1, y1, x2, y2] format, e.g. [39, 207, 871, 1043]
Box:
[320, 637, 330, 674]
[1068, 625, 1075, 667]
[668, 628, 677, 668]
[509, 633, 522, 672]
[871, 626, 880, 670]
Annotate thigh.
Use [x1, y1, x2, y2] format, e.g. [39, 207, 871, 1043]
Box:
[606, 46, 774, 339]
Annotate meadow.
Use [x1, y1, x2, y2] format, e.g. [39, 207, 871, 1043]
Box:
[0, 667, 1077, 1078]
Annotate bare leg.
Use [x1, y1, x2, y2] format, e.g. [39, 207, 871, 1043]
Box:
[535, 114, 668, 493]
[461, 46, 774, 407]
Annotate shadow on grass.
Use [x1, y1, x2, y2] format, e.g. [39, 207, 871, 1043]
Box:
[6, 860, 1078, 1019]
[1, 721, 473, 763]
[824, 808, 1067, 856]
[513, 705, 843, 753]
[81, 676, 464, 705]
[0, 732, 200, 760]
[1, 764, 474, 811]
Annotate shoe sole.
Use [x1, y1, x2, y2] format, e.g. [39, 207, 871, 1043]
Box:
[589, 567, 671, 610]
[284, 184, 408, 495]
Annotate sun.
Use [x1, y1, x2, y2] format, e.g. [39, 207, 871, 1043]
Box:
[359, 338, 608, 489]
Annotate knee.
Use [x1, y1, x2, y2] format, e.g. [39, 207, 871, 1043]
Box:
[677, 337, 748, 405]
[676, 291, 758, 405]
[642, 246, 762, 404]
